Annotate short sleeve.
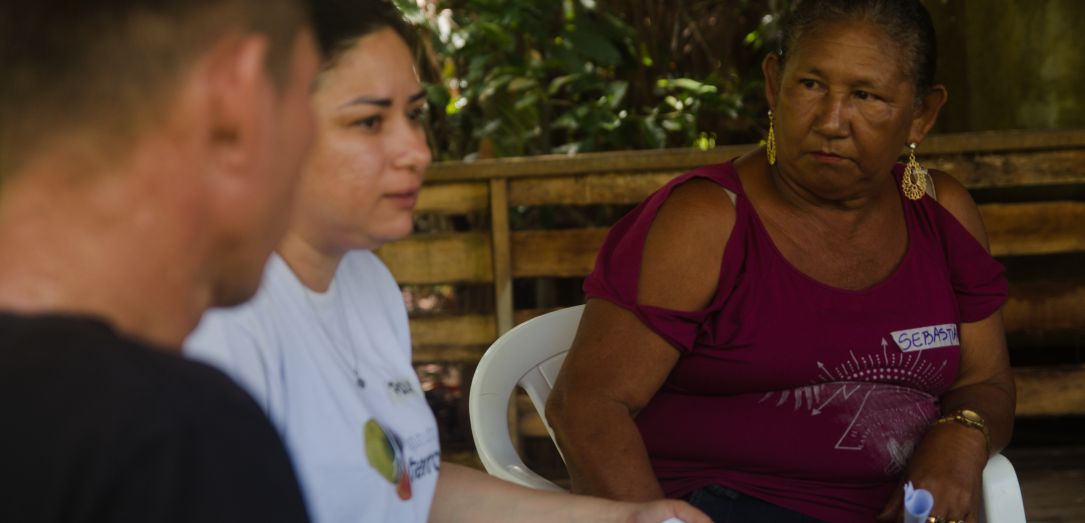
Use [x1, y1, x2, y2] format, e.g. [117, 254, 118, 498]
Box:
[583, 164, 739, 352]
[936, 205, 1009, 323]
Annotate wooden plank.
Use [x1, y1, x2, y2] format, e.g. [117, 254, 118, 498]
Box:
[920, 128, 1085, 155]
[500, 150, 1085, 206]
[1005, 447, 1085, 523]
[983, 202, 1085, 257]
[1015, 365, 1085, 416]
[509, 172, 679, 206]
[490, 179, 514, 336]
[516, 395, 550, 438]
[426, 144, 752, 182]
[424, 129, 1085, 183]
[411, 344, 487, 363]
[417, 182, 489, 214]
[502, 202, 1084, 279]
[1004, 281, 1085, 333]
[409, 314, 495, 347]
[511, 229, 609, 278]
[514, 308, 564, 327]
[375, 233, 492, 284]
[930, 149, 1085, 188]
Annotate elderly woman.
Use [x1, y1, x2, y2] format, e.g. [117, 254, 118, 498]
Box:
[546, 1, 1014, 522]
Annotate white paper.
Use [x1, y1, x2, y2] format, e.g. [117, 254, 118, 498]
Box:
[903, 481, 934, 523]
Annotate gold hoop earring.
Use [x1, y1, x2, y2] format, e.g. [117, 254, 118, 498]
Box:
[902, 142, 927, 200]
[766, 110, 777, 166]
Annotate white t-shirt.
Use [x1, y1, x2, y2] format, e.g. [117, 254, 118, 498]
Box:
[186, 251, 440, 523]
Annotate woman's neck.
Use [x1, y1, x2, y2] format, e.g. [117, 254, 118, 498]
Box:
[277, 232, 347, 293]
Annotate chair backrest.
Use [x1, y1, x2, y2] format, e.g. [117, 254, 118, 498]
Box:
[467, 305, 583, 491]
[467, 305, 1026, 523]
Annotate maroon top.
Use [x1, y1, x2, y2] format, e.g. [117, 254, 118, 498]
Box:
[583, 160, 1007, 522]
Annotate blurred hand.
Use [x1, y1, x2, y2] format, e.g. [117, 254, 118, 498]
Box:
[621, 499, 711, 523]
[878, 423, 988, 523]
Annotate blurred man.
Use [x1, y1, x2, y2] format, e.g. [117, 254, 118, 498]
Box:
[0, 1, 319, 521]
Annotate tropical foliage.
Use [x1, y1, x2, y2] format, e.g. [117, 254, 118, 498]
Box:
[396, 0, 791, 160]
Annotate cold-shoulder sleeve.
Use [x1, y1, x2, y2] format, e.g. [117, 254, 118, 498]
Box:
[583, 163, 740, 352]
[935, 205, 1008, 323]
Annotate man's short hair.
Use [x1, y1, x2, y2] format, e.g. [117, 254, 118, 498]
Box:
[0, 0, 312, 178]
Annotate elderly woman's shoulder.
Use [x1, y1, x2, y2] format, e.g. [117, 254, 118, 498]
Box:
[929, 169, 989, 246]
[653, 177, 737, 237]
[636, 177, 737, 310]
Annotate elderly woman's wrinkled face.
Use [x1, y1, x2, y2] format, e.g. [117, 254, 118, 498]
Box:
[770, 21, 920, 184]
[297, 27, 431, 251]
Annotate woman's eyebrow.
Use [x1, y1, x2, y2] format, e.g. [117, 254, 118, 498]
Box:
[339, 89, 426, 109]
[339, 96, 392, 109]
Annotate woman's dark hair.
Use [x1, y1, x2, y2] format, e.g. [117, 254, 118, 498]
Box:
[311, 0, 418, 69]
[777, 0, 937, 98]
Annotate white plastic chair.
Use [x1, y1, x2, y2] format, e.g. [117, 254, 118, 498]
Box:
[468, 305, 1027, 522]
[468, 305, 584, 491]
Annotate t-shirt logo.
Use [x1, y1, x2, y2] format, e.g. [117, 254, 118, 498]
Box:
[363, 418, 412, 500]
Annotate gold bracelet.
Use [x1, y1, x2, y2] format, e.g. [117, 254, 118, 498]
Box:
[934, 409, 991, 450]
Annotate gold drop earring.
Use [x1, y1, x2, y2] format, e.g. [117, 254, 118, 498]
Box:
[902, 142, 927, 200]
[767, 109, 777, 166]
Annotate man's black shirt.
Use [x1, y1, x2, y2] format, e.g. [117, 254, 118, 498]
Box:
[0, 313, 311, 522]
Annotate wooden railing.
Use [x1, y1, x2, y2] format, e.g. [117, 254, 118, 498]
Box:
[378, 128, 1085, 420]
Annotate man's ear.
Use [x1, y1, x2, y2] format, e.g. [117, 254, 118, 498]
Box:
[909, 84, 948, 144]
[762, 53, 782, 111]
[200, 34, 274, 184]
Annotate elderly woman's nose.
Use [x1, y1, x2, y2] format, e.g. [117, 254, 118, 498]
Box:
[813, 95, 849, 137]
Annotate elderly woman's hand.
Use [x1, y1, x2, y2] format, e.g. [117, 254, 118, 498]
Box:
[877, 422, 989, 523]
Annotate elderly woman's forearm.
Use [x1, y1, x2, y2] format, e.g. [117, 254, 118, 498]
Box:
[938, 377, 1016, 454]
[548, 395, 664, 501]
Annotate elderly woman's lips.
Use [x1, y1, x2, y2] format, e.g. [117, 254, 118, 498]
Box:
[812, 151, 847, 162]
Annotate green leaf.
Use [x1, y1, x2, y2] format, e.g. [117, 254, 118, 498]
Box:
[605, 81, 628, 109]
[514, 93, 539, 111]
[639, 119, 666, 149]
[552, 112, 580, 130]
[507, 77, 538, 92]
[659, 77, 718, 95]
[548, 74, 579, 95]
[566, 22, 622, 66]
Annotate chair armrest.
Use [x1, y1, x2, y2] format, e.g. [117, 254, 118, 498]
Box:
[980, 453, 1026, 523]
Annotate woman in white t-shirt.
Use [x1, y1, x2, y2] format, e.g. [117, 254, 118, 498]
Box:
[186, 1, 708, 523]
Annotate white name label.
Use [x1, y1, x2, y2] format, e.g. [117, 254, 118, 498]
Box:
[891, 323, 959, 352]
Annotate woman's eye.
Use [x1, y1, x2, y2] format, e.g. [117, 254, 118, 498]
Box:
[408, 105, 428, 123]
[353, 115, 382, 130]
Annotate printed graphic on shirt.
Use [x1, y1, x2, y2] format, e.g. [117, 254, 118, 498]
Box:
[364, 418, 413, 500]
[759, 337, 949, 472]
[363, 418, 441, 501]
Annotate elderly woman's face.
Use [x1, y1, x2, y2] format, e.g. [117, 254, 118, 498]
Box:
[769, 21, 922, 183]
[297, 27, 431, 251]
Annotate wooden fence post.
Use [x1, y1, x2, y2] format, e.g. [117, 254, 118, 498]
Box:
[489, 177, 518, 450]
